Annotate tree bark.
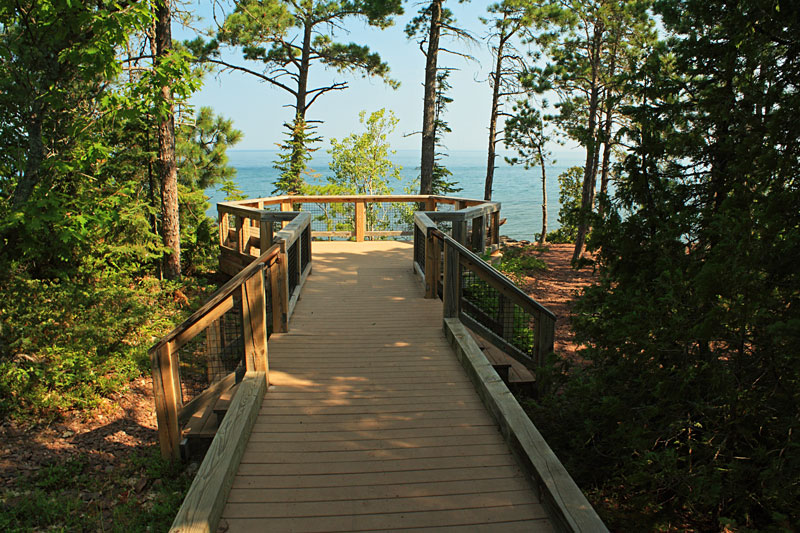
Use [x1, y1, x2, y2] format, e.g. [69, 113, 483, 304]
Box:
[485, 16, 508, 201]
[156, 0, 180, 279]
[420, 0, 442, 195]
[538, 145, 548, 245]
[598, 101, 614, 219]
[12, 102, 44, 209]
[572, 29, 603, 263]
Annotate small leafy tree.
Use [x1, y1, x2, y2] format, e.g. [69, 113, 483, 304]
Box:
[546, 166, 582, 243]
[504, 99, 552, 244]
[326, 109, 402, 231]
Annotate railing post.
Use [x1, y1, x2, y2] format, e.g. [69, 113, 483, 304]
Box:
[242, 267, 269, 389]
[424, 231, 439, 299]
[452, 219, 467, 246]
[259, 213, 273, 254]
[491, 211, 501, 248]
[471, 216, 485, 253]
[443, 239, 461, 318]
[151, 342, 181, 461]
[535, 314, 555, 368]
[425, 197, 436, 211]
[218, 207, 228, 248]
[355, 200, 366, 242]
[270, 246, 289, 333]
[235, 216, 245, 254]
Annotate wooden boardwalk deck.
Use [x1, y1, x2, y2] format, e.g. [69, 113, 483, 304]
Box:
[221, 241, 554, 532]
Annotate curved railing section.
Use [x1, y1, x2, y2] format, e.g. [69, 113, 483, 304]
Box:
[414, 211, 556, 371]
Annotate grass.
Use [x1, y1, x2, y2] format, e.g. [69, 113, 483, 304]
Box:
[0, 449, 193, 532]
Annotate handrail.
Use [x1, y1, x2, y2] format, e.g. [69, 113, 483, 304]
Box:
[150, 245, 280, 354]
[439, 231, 555, 320]
[151, 210, 314, 461]
[415, 212, 556, 371]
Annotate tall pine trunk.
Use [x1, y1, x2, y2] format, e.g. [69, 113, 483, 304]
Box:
[287, 16, 313, 193]
[538, 144, 548, 244]
[572, 30, 603, 263]
[484, 17, 508, 201]
[420, 0, 442, 195]
[156, 0, 180, 279]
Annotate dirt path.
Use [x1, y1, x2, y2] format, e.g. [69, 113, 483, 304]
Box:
[503, 242, 597, 362]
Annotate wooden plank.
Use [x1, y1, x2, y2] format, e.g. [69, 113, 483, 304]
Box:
[243, 433, 505, 453]
[171, 296, 234, 354]
[178, 371, 237, 428]
[227, 477, 531, 503]
[236, 454, 517, 475]
[217, 203, 263, 220]
[170, 371, 267, 533]
[443, 239, 461, 318]
[251, 415, 497, 433]
[258, 213, 273, 252]
[241, 444, 509, 464]
[152, 343, 181, 461]
[444, 319, 608, 533]
[232, 464, 526, 490]
[224, 490, 539, 518]
[354, 200, 365, 241]
[269, 254, 288, 333]
[242, 268, 268, 389]
[221, 505, 548, 532]
[248, 426, 502, 442]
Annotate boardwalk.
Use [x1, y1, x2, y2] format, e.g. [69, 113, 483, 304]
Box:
[220, 241, 554, 532]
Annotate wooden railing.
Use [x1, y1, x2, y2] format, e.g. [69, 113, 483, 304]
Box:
[217, 194, 501, 254]
[149, 211, 312, 461]
[414, 212, 556, 371]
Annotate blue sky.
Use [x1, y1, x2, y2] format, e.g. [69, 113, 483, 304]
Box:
[175, 0, 583, 160]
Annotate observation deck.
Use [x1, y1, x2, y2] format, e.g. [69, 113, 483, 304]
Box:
[150, 195, 606, 533]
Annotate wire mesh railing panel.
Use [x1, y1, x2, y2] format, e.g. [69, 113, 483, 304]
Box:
[365, 202, 415, 238]
[299, 202, 353, 236]
[459, 265, 537, 362]
[177, 302, 245, 405]
[436, 220, 453, 237]
[301, 226, 311, 272]
[414, 225, 425, 273]
[287, 240, 299, 295]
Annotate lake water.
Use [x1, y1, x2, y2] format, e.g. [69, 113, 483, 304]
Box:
[207, 149, 583, 240]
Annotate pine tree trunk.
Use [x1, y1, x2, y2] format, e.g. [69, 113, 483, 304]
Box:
[484, 19, 507, 202]
[420, 0, 442, 195]
[156, 0, 180, 279]
[572, 31, 603, 263]
[598, 102, 614, 219]
[538, 145, 548, 245]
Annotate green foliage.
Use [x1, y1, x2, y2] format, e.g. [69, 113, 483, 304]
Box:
[431, 70, 461, 195]
[324, 109, 405, 231]
[177, 107, 243, 274]
[545, 165, 582, 243]
[497, 245, 548, 278]
[273, 118, 320, 195]
[0, 268, 210, 420]
[528, 1, 800, 530]
[0, 449, 193, 532]
[328, 109, 402, 195]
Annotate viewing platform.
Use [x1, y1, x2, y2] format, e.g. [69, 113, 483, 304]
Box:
[149, 195, 606, 532]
